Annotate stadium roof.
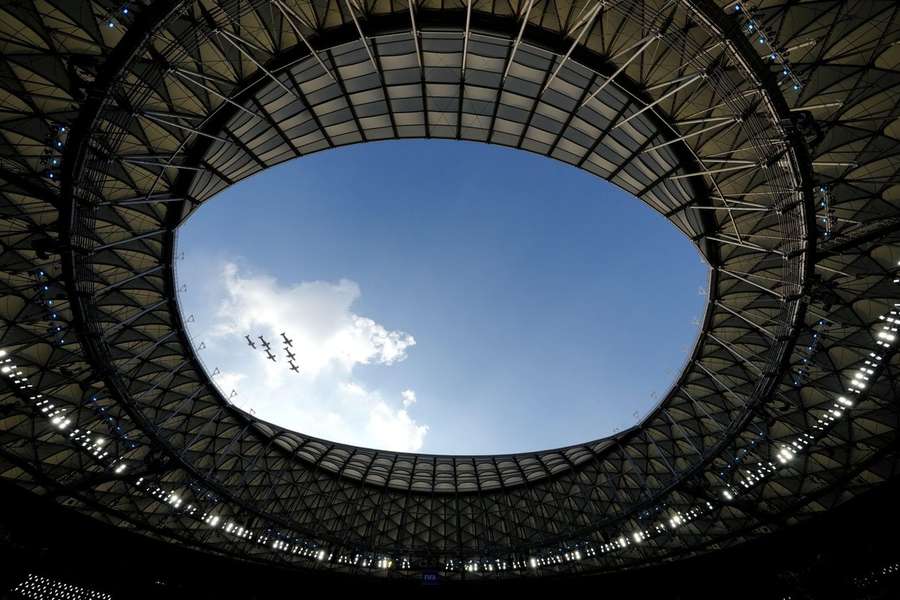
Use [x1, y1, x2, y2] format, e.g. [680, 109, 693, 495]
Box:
[0, 0, 898, 580]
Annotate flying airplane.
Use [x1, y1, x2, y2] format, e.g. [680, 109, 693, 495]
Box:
[289, 362, 299, 373]
[285, 349, 296, 361]
[244, 335, 256, 349]
[265, 350, 276, 362]
[258, 335, 271, 349]
[280, 332, 293, 347]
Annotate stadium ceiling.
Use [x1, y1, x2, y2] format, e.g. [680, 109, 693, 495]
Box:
[1, 0, 898, 581]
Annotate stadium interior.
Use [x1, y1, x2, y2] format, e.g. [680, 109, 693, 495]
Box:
[1, 0, 899, 597]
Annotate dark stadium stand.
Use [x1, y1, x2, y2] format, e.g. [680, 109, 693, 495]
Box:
[2, 477, 900, 598]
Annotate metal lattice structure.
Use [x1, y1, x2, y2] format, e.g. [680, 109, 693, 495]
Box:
[1, 0, 899, 580]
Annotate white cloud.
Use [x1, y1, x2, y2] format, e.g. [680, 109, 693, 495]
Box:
[215, 370, 246, 398]
[210, 262, 416, 377]
[186, 260, 428, 452]
[366, 400, 428, 451]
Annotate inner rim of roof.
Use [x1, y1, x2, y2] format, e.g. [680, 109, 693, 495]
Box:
[65, 2, 808, 494]
[169, 30, 712, 478]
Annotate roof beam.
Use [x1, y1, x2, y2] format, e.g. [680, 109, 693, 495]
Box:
[342, 0, 381, 82]
[503, 0, 536, 82]
[541, 2, 603, 94]
[462, 0, 473, 77]
[216, 28, 297, 99]
[272, 0, 336, 81]
[581, 35, 657, 108]
[407, 0, 422, 69]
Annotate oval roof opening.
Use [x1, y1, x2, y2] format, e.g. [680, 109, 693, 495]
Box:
[178, 139, 707, 454]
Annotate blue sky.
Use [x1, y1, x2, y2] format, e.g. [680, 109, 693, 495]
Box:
[178, 140, 707, 454]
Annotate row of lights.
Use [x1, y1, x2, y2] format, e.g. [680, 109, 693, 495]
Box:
[335, 553, 397, 569]
[3, 271, 341, 572]
[512, 262, 899, 574]
[711, 265, 899, 504]
[854, 559, 900, 589]
[4, 342, 883, 582]
[86, 394, 138, 452]
[718, 392, 858, 502]
[126, 474, 336, 565]
[816, 185, 837, 239]
[65, 2, 816, 572]
[729, 2, 804, 92]
[33, 0, 835, 581]
[6, 273, 891, 579]
[103, 4, 131, 30]
[33, 270, 67, 346]
[40, 124, 67, 181]
[314, 282, 889, 579]
[41, 0, 816, 576]
[719, 431, 765, 483]
[5, 260, 895, 578]
[793, 318, 832, 386]
[12, 572, 110, 600]
[466, 558, 518, 572]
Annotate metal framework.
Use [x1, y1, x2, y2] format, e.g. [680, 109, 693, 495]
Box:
[0, 0, 898, 581]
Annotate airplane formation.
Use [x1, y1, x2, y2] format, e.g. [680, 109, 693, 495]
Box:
[245, 332, 300, 373]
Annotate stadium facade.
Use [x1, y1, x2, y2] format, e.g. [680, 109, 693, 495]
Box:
[1, 0, 899, 596]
